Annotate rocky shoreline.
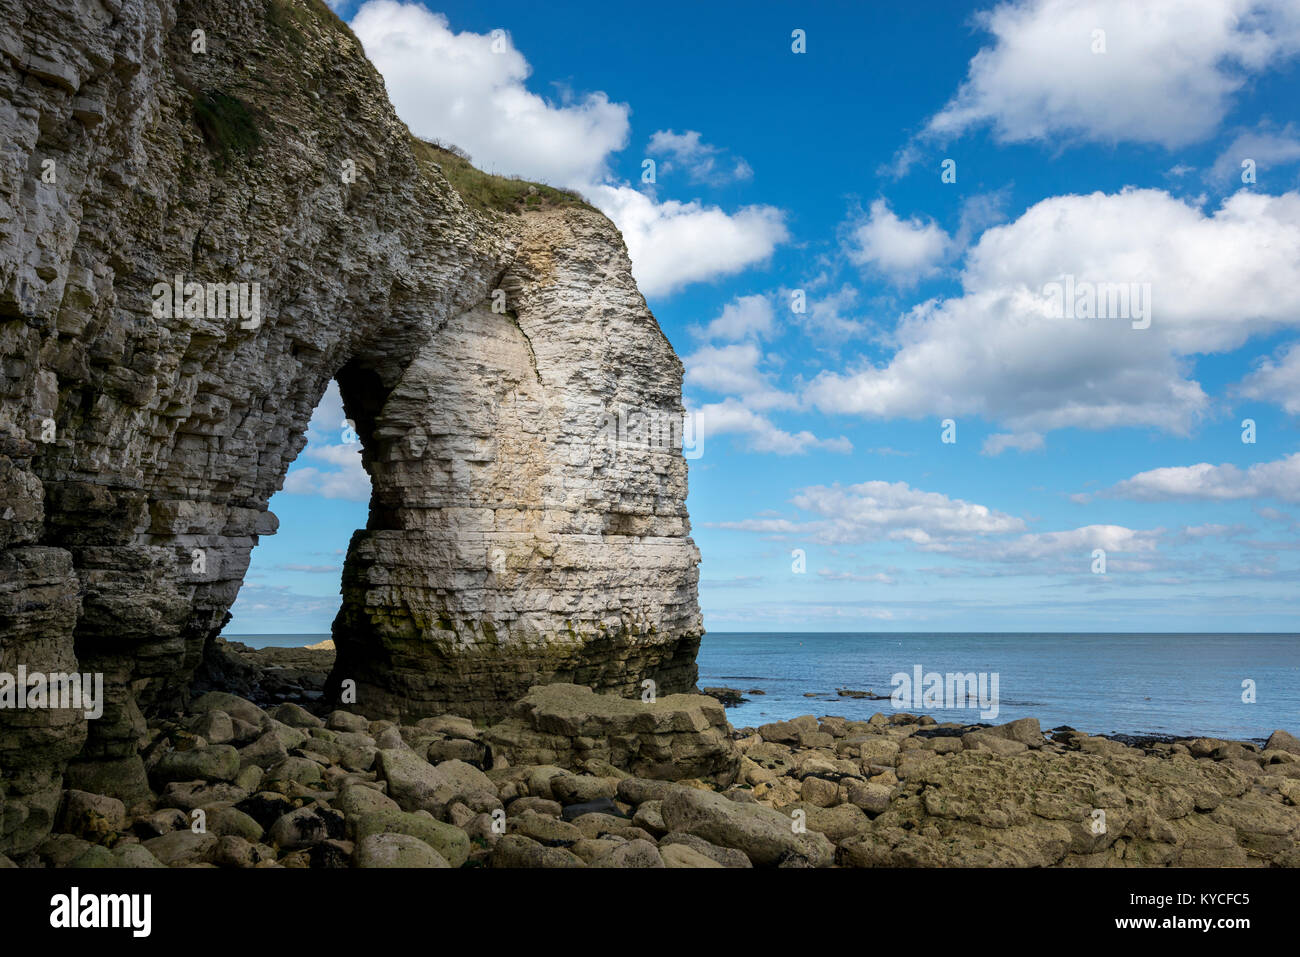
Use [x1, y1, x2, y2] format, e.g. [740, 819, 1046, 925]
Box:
[4, 649, 1296, 868]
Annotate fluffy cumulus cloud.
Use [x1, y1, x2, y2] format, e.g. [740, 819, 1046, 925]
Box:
[282, 382, 371, 501]
[925, 0, 1300, 149]
[805, 188, 1300, 434]
[690, 399, 852, 456]
[350, 1, 629, 184]
[1210, 123, 1300, 184]
[693, 294, 775, 341]
[683, 342, 788, 409]
[677, 291, 880, 457]
[712, 480, 1025, 545]
[682, 297, 856, 454]
[928, 524, 1162, 562]
[792, 482, 1026, 544]
[1108, 452, 1300, 503]
[711, 481, 1176, 579]
[982, 431, 1045, 456]
[847, 200, 950, 282]
[590, 185, 787, 297]
[647, 129, 753, 185]
[1236, 340, 1300, 412]
[792, 284, 872, 342]
[349, 2, 787, 299]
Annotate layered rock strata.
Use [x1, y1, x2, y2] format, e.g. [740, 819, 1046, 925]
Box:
[0, 0, 701, 854]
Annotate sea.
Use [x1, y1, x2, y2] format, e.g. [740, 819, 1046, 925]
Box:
[227, 631, 1300, 742]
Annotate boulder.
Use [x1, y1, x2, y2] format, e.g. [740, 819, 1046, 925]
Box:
[355, 833, 450, 868]
[592, 838, 665, 868]
[484, 684, 741, 785]
[985, 717, 1045, 748]
[352, 810, 470, 867]
[267, 805, 346, 850]
[661, 843, 724, 867]
[57, 790, 126, 841]
[270, 703, 325, 729]
[153, 745, 240, 784]
[1265, 729, 1300, 756]
[190, 693, 266, 729]
[660, 787, 834, 867]
[142, 830, 218, 867]
[335, 784, 401, 819]
[490, 834, 586, 868]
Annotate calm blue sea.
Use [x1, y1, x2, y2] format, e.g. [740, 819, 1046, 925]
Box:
[227, 632, 1300, 741]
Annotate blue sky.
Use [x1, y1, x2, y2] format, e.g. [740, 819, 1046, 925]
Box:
[227, 0, 1300, 634]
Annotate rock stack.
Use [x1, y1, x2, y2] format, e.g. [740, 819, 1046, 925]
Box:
[0, 0, 700, 856]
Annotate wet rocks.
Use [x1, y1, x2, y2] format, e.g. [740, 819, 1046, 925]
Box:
[700, 687, 748, 707]
[6, 680, 1296, 870]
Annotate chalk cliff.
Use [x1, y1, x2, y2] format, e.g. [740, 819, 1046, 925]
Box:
[0, 0, 701, 854]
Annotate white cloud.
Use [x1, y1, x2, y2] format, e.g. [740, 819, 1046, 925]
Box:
[817, 568, 898, 585]
[847, 199, 949, 282]
[683, 342, 789, 410]
[283, 462, 371, 501]
[805, 188, 1300, 434]
[276, 563, 343, 574]
[351, 1, 629, 185]
[304, 443, 365, 468]
[982, 431, 1045, 456]
[350, 2, 788, 299]
[691, 399, 851, 456]
[930, 525, 1162, 563]
[228, 584, 341, 632]
[1237, 340, 1300, 412]
[1210, 123, 1300, 183]
[694, 294, 775, 341]
[306, 380, 348, 440]
[712, 480, 1025, 545]
[793, 284, 872, 342]
[792, 482, 1026, 544]
[284, 381, 371, 501]
[925, 0, 1300, 149]
[647, 129, 753, 185]
[683, 299, 858, 454]
[591, 185, 787, 297]
[711, 603, 899, 623]
[1109, 452, 1300, 503]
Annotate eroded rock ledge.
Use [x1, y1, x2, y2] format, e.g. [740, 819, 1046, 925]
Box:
[6, 684, 1297, 868]
[0, 0, 700, 854]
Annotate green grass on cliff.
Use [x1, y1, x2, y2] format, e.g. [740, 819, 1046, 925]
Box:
[193, 91, 262, 168]
[409, 136, 593, 215]
[266, 0, 350, 47]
